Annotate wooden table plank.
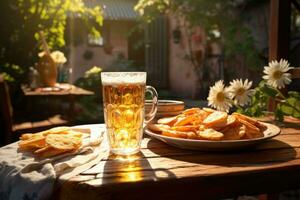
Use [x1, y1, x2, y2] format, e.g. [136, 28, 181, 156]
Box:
[81, 145, 300, 176]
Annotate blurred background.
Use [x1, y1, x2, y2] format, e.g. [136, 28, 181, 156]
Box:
[1, 0, 300, 145]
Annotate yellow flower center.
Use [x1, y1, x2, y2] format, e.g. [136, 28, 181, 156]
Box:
[236, 88, 245, 96]
[216, 92, 225, 102]
[272, 70, 283, 79]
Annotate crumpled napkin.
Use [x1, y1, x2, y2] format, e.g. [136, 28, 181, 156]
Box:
[0, 125, 107, 200]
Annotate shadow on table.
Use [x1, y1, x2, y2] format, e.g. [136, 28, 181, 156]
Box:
[101, 151, 176, 185]
[146, 138, 296, 167]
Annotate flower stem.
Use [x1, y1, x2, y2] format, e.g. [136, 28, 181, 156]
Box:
[235, 103, 243, 110]
[275, 88, 286, 99]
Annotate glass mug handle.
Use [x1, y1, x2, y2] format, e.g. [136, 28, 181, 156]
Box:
[144, 85, 158, 124]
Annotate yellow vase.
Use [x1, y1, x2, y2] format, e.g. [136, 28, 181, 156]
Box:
[37, 55, 57, 87]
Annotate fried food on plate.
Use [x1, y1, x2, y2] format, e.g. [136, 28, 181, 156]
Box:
[171, 125, 199, 132]
[147, 124, 170, 132]
[210, 115, 237, 131]
[162, 130, 189, 139]
[203, 111, 228, 127]
[183, 108, 201, 115]
[174, 114, 198, 126]
[157, 116, 178, 126]
[198, 129, 224, 141]
[223, 124, 246, 140]
[152, 107, 267, 141]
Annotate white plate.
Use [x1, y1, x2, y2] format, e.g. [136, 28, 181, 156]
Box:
[145, 122, 281, 151]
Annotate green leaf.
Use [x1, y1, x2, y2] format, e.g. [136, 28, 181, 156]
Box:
[260, 85, 278, 97]
[288, 91, 300, 99]
[258, 80, 266, 88]
[278, 96, 300, 118]
[280, 103, 293, 115]
[275, 107, 284, 122]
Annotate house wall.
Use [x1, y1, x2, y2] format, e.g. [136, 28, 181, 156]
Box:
[168, 16, 206, 98]
[68, 20, 134, 82]
[167, 2, 270, 98]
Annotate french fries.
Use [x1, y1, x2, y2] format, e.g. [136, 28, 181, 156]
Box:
[148, 107, 267, 141]
[18, 127, 83, 158]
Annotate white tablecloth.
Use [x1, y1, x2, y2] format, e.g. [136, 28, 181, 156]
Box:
[0, 124, 108, 200]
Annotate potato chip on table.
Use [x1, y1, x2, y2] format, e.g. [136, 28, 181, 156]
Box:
[152, 107, 267, 141]
[18, 126, 87, 158]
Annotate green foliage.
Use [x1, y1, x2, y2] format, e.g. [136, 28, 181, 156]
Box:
[75, 66, 102, 98]
[73, 60, 142, 123]
[1, 63, 25, 82]
[74, 66, 103, 123]
[259, 82, 277, 97]
[237, 81, 300, 121]
[236, 81, 267, 117]
[0, 0, 103, 83]
[279, 94, 300, 118]
[135, 0, 170, 22]
[135, 0, 263, 70]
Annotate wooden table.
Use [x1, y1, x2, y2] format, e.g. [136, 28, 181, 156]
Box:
[56, 116, 300, 200]
[21, 84, 94, 120]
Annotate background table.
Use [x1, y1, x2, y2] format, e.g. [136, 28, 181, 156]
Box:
[56, 116, 300, 200]
[22, 84, 94, 120]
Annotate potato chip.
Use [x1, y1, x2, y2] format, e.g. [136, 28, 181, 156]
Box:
[18, 126, 86, 158]
[151, 107, 266, 142]
[186, 132, 199, 139]
[44, 126, 71, 135]
[67, 130, 83, 138]
[157, 116, 178, 126]
[232, 113, 260, 126]
[19, 133, 37, 140]
[171, 125, 198, 132]
[203, 107, 216, 114]
[243, 126, 264, 139]
[183, 108, 201, 115]
[18, 134, 45, 150]
[148, 124, 170, 133]
[203, 111, 228, 127]
[238, 118, 260, 133]
[46, 134, 81, 150]
[162, 130, 188, 139]
[210, 115, 237, 130]
[222, 124, 246, 140]
[197, 129, 224, 141]
[174, 114, 197, 126]
[257, 122, 268, 132]
[34, 145, 52, 154]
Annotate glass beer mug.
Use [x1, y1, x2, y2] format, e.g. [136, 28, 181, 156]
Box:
[101, 72, 158, 155]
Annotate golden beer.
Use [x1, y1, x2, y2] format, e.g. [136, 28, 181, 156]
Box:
[102, 72, 157, 156]
[103, 83, 145, 155]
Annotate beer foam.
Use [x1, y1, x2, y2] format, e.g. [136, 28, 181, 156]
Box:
[101, 72, 146, 85]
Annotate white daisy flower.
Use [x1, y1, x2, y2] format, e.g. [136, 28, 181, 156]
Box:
[263, 59, 293, 89]
[51, 51, 67, 64]
[207, 80, 232, 112]
[38, 50, 67, 64]
[228, 79, 254, 106]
